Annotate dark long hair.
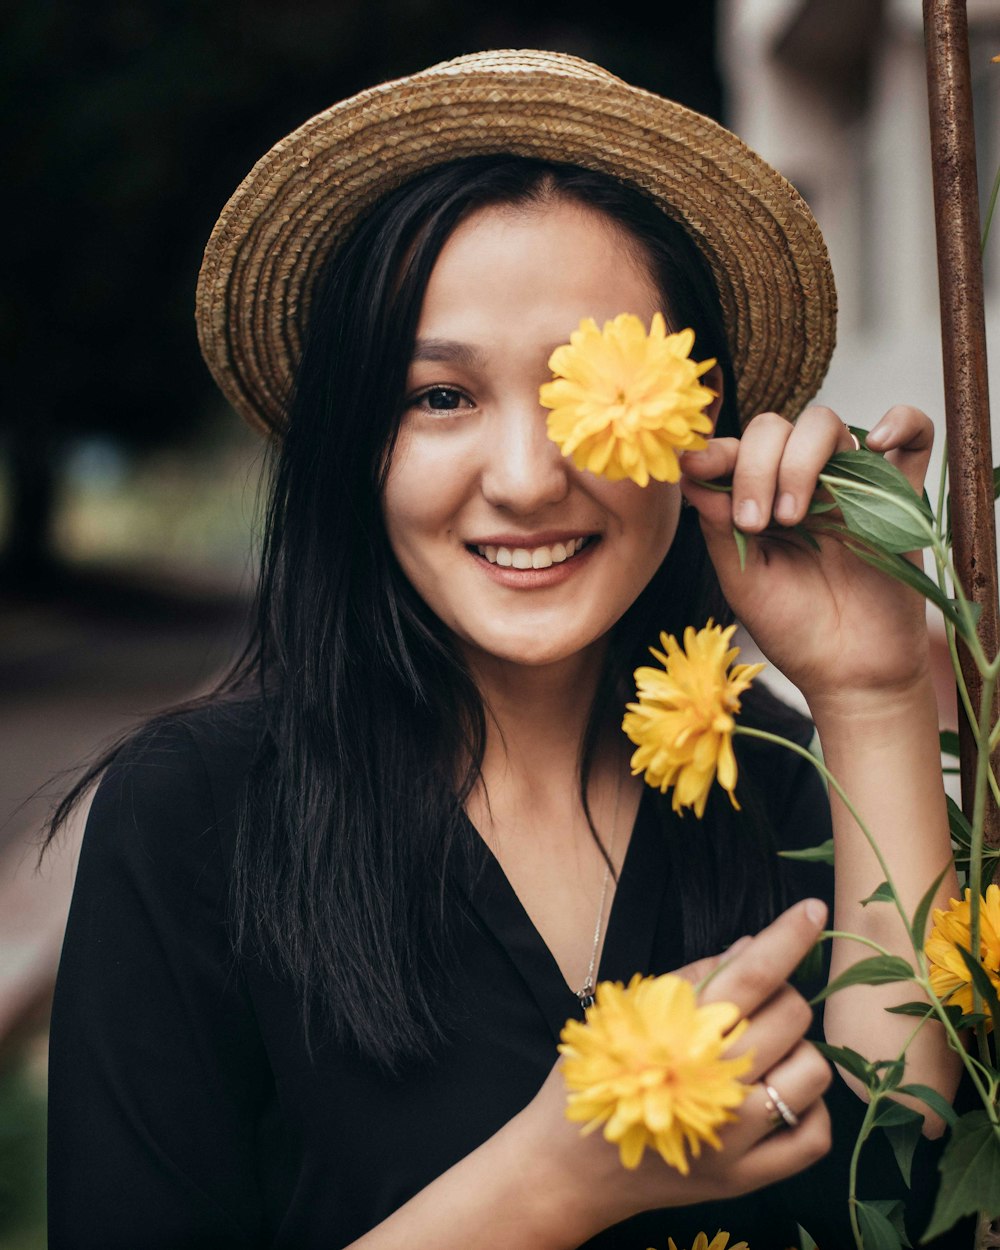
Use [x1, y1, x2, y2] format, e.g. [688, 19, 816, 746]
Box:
[50, 157, 801, 1071]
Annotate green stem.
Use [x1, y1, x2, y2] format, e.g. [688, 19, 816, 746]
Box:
[914, 972, 996, 1115]
[820, 929, 894, 958]
[934, 434, 949, 536]
[847, 1095, 879, 1250]
[982, 159, 1000, 255]
[734, 726, 999, 1114]
[940, 544, 995, 676]
[931, 535, 978, 732]
[968, 672, 996, 1066]
[734, 726, 911, 937]
[816, 472, 938, 547]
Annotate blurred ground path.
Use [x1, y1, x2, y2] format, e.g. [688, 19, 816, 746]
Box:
[0, 572, 250, 1044]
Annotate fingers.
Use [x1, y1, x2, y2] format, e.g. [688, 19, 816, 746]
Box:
[699, 898, 827, 1018]
[729, 407, 855, 532]
[723, 985, 813, 1079]
[742, 1040, 833, 1138]
[680, 404, 934, 534]
[674, 935, 753, 990]
[866, 404, 934, 494]
[720, 1043, 833, 1190]
[733, 1097, 832, 1192]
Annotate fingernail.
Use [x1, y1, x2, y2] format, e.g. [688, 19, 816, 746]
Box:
[804, 898, 827, 925]
[775, 492, 797, 523]
[735, 499, 761, 529]
[867, 421, 888, 445]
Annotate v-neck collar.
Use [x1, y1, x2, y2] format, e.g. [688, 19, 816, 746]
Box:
[462, 789, 672, 1044]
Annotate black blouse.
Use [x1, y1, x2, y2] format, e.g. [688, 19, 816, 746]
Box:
[48, 701, 965, 1249]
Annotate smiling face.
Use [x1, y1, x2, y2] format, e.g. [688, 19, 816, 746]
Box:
[382, 197, 706, 671]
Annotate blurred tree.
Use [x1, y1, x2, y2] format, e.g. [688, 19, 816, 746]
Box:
[2, 0, 719, 585]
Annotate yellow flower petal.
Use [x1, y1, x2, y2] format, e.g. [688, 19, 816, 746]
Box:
[652, 1232, 748, 1250]
[623, 620, 764, 816]
[924, 886, 1000, 1029]
[559, 973, 752, 1173]
[540, 313, 717, 486]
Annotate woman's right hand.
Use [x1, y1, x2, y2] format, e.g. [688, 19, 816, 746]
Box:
[520, 899, 833, 1243]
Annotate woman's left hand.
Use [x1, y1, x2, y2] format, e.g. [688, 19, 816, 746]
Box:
[679, 403, 935, 712]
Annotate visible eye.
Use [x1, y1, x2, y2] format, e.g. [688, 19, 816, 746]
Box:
[410, 386, 474, 414]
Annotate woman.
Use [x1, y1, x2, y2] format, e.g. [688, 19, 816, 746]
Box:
[48, 51, 962, 1248]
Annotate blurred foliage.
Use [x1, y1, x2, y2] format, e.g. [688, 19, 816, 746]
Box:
[1, 0, 719, 574]
[0, 1046, 46, 1250]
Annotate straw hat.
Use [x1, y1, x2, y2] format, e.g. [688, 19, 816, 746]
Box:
[196, 49, 836, 436]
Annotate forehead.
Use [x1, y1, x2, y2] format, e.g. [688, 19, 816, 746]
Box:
[415, 199, 662, 344]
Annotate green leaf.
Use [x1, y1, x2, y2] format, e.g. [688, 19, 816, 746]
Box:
[874, 1102, 925, 1187]
[922, 1110, 1000, 1240]
[778, 839, 834, 865]
[895, 1083, 959, 1128]
[876, 1057, 905, 1092]
[792, 938, 825, 988]
[950, 1010, 994, 1029]
[940, 730, 960, 760]
[910, 863, 953, 946]
[825, 451, 933, 523]
[946, 794, 971, 844]
[810, 955, 915, 1003]
[865, 1198, 912, 1248]
[884, 1001, 935, 1019]
[961, 599, 984, 628]
[857, 1199, 908, 1250]
[848, 425, 869, 451]
[733, 524, 748, 571]
[811, 1040, 876, 1085]
[862, 881, 896, 907]
[956, 945, 1000, 1036]
[826, 481, 933, 554]
[790, 521, 822, 551]
[842, 540, 967, 631]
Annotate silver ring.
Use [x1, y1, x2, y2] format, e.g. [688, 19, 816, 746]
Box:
[844, 424, 861, 452]
[762, 1081, 800, 1130]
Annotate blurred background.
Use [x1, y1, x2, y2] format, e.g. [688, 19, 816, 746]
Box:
[1, 1, 998, 1244]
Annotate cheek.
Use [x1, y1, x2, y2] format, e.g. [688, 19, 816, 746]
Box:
[605, 479, 682, 559]
[380, 428, 470, 562]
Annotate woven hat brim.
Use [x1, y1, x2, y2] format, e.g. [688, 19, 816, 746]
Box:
[196, 50, 836, 435]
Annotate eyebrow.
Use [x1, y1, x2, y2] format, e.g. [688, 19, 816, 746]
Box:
[411, 338, 488, 369]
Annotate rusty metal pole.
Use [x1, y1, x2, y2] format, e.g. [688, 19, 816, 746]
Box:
[923, 0, 1000, 858]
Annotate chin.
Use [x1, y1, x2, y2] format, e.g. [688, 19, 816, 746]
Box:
[463, 629, 604, 670]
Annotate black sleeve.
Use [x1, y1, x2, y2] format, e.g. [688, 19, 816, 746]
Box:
[47, 718, 272, 1249]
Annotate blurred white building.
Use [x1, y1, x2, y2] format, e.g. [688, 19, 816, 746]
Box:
[720, 0, 1000, 717]
[721, 0, 999, 490]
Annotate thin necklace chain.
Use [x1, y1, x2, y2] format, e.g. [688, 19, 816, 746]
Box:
[576, 768, 623, 1011]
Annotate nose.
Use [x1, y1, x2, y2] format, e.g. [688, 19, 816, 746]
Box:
[480, 399, 570, 515]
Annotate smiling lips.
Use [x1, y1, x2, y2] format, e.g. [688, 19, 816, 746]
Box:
[471, 535, 596, 569]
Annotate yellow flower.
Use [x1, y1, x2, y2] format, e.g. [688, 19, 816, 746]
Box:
[622, 621, 765, 817]
[540, 313, 717, 487]
[659, 1234, 749, 1250]
[559, 972, 752, 1173]
[925, 885, 1000, 1025]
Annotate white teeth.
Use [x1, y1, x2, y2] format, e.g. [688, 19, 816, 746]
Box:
[474, 536, 592, 567]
